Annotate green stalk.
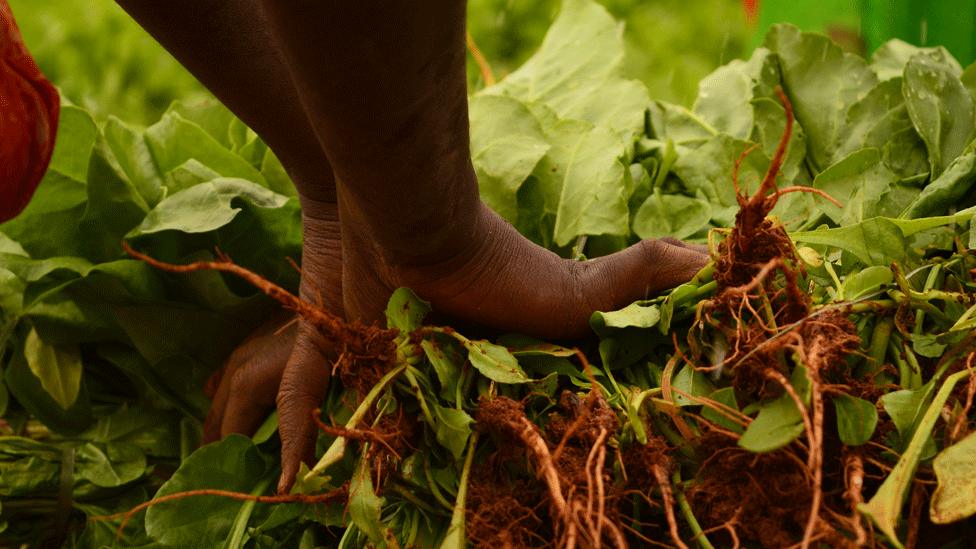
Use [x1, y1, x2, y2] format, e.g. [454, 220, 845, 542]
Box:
[913, 264, 942, 336]
[866, 317, 893, 375]
[224, 474, 275, 549]
[306, 364, 407, 480]
[423, 455, 455, 511]
[404, 366, 436, 427]
[673, 469, 714, 549]
[437, 433, 478, 549]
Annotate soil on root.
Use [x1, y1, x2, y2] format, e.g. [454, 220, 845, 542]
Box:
[471, 391, 672, 548]
[687, 433, 812, 548]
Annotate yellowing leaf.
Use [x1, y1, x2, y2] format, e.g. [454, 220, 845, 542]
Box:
[23, 328, 83, 410]
[930, 431, 976, 524]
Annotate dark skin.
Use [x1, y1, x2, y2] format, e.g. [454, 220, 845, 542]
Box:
[116, 0, 708, 493]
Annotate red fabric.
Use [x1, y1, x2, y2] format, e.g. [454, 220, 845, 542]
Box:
[743, 0, 759, 24]
[0, 0, 59, 223]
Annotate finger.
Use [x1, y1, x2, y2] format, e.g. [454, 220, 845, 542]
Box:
[277, 324, 334, 494]
[660, 237, 708, 256]
[573, 239, 709, 334]
[202, 367, 234, 444]
[202, 312, 297, 444]
[219, 354, 288, 437]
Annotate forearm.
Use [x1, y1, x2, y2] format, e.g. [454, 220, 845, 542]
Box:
[259, 0, 481, 266]
[116, 0, 336, 201]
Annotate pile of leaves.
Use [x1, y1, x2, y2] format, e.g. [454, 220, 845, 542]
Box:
[2, 0, 976, 546]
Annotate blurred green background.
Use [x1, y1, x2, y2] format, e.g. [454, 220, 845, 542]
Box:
[10, 0, 749, 125]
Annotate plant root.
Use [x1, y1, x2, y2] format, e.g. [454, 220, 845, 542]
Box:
[92, 486, 347, 539]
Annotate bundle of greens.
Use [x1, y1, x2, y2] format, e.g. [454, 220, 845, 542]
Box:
[1, 0, 975, 546]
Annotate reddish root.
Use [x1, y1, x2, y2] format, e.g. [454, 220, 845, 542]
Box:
[122, 241, 398, 379]
[91, 486, 347, 539]
[653, 464, 690, 549]
[843, 452, 868, 546]
[122, 241, 347, 338]
[311, 409, 402, 460]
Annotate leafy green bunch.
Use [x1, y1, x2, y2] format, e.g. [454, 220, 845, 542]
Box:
[2, 0, 976, 547]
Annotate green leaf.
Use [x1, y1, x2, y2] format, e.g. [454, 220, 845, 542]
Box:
[145, 435, 270, 546]
[145, 111, 266, 184]
[911, 333, 947, 359]
[750, 96, 811, 187]
[75, 442, 147, 487]
[693, 47, 781, 140]
[738, 392, 805, 453]
[431, 404, 473, 460]
[871, 40, 962, 81]
[647, 101, 717, 146]
[104, 116, 165, 206]
[903, 54, 975, 178]
[832, 394, 878, 446]
[469, 95, 550, 222]
[835, 78, 928, 178]
[902, 152, 976, 218]
[79, 138, 151, 260]
[739, 365, 810, 453]
[532, 117, 630, 247]
[0, 233, 28, 258]
[496, 334, 577, 358]
[385, 288, 431, 333]
[671, 364, 716, 407]
[813, 149, 900, 225]
[840, 265, 893, 301]
[791, 217, 907, 267]
[880, 384, 937, 455]
[421, 338, 464, 403]
[486, 0, 648, 140]
[0, 172, 89, 259]
[129, 178, 289, 237]
[701, 387, 743, 433]
[47, 105, 98, 182]
[930, 431, 976, 524]
[590, 301, 661, 334]
[859, 369, 970, 548]
[23, 327, 82, 410]
[763, 24, 877, 170]
[671, 134, 769, 226]
[348, 454, 385, 545]
[632, 189, 711, 240]
[463, 339, 532, 384]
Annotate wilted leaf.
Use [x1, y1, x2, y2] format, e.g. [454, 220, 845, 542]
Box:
[930, 431, 976, 524]
[860, 369, 970, 548]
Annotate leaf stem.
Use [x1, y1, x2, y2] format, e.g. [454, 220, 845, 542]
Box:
[306, 364, 407, 480]
[672, 469, 714, 549]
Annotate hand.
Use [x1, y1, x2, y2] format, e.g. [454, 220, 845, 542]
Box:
[202, 311, 296, 443]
